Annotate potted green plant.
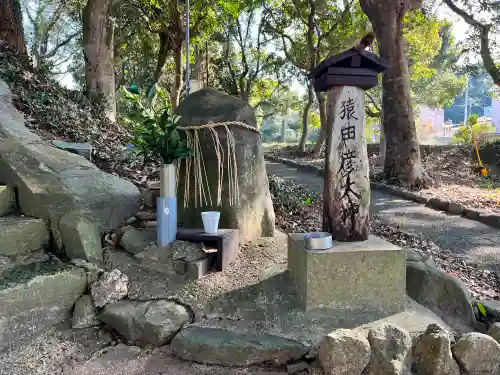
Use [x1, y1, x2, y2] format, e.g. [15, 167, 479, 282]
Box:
[121, 85, 192, 246]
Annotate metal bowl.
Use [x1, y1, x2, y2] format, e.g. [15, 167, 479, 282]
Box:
[304, 232, 333, 250]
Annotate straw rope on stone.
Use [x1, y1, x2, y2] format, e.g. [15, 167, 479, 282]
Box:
[176, 121, 260, 209]
[177, 121, 261, 135]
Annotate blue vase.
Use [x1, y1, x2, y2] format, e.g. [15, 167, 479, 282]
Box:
[157, 196, 177, 246]
[157, 163, 177, 246]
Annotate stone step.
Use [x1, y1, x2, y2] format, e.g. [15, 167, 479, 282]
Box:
[0, 258, 87, 350]
[0, 216, 49, 256]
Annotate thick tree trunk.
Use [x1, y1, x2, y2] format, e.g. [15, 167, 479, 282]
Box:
[323, 86, 370, 241]
[360, 0, 430, 188]
[171, 45, 182, 112]
[83, 0, 116, 122]
[312, 91, 327, 155]
[155, 32, 169, 84]
[299, 82, 314, 154]
[0, 0, 27, 54]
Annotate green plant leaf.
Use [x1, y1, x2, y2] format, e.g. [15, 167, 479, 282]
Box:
[122, 83, 192, 166]
[128, 84, 140, 94]
[477, 303, 487, 317]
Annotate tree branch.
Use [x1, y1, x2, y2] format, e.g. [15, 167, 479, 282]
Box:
[224, 33, 239, 96]
[317, 0, 354, 44]
[50, 48, 77, 68]
[365, 106, 379, 118]
[442, 0, 484, 28]
[443, 0, 500, 86]
[291, 0, 309, 26]
[45, 1, 66, 36]
[365, 91, 381, 112]
[43, 30, 81, 59]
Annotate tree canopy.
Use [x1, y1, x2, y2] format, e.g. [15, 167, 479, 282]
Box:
[0, 0, 484, 159]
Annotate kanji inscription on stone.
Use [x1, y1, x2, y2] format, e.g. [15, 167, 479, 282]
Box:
[323, 86, 370, 241]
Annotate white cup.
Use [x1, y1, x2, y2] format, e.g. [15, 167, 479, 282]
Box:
[201, 211, 221, 233]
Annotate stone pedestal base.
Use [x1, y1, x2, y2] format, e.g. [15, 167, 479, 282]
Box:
[288, 234, 405, 317]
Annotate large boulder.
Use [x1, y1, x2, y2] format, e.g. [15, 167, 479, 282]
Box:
[406, 249, 475, 325]
[0, 259, 88, 349]
[0, 80, 141, 255]
[100, 299, 190, 346]
[175, 88, 275, 242]
[171, 326, 308, 367]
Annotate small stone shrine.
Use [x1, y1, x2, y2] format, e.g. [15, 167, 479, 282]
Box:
[288, 36, 406, 319]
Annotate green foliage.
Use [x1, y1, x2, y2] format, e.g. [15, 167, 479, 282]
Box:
[268, 174, 320, 215]
[121, 85, 193, 165]
[22, 0, 84, 76]
[441, 0, 499, 85]
[211, 7, 286, 102]
[409, 18, 466, 108]
[412, 72, 466, 108]
[453, 114, 495, 144]
[297, 110, 320, 137]
[367, 11, 465, 112]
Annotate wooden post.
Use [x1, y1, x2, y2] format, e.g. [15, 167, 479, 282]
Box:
[323, 86, 370, 241]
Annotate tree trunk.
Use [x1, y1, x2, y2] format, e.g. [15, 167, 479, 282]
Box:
[155, 32, 169, 83]
[0, 0, 27, 54]
[193, 45, 204, 83]
[205, 40, 210, 86]
[281, 118, 286, 142]
[323, 86, 370, 241]
[83, 0, 116, 122]
[171, 44, 182, 112]
[377, 107, 386, 166]
[299, 82, 314, 154]
[360, 0, 431, 188]
[312, 91, 327, 155]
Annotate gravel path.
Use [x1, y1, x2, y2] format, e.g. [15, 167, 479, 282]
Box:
[266, 160, 500, 272]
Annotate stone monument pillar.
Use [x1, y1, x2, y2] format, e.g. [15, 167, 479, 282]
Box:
[310, 36, 388, 241]
[324, 86, 370, 241]
[287, 37, 406, 320]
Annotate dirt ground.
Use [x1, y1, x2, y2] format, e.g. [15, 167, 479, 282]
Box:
[0, 329, 292, 375]
[1, 234, 454, 375]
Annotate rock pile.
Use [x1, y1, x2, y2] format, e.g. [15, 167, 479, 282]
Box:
[64, 259, 500, 373]
[318, 323, 500, 375]
[68, 268, 192, 347]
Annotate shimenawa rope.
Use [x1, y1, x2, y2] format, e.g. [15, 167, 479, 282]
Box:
[175, 121, 260, 208]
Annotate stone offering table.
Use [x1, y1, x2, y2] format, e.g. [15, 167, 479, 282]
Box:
[176, 228, 239, 271]
[288, 233, 406, 319]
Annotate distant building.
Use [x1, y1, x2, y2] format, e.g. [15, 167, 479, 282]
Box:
[493, 98, 500, 132]
[417, 104, 445, 133]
